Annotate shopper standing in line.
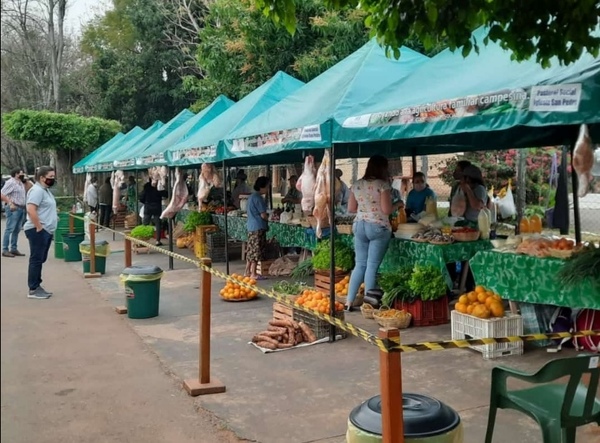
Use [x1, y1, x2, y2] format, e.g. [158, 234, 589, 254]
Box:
[85, 177, 99, 213]
[98, 177, 113, 228]
[1, 167, 28, 257]
[23, 166, 58, 299]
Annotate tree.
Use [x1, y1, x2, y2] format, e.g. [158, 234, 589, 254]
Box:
[80, 0, 194, 129]
[184, 0, 369, 109]
[2, 110, 121, 192]
[255, 0, 600, 68]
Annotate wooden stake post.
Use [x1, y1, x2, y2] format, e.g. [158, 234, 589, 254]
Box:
[184, 258, 226, 396]
[379, 328, 405, 443]
[124, 231, 132, 268]
[84, 218, 101, 279]
[69, 212, 74, 233]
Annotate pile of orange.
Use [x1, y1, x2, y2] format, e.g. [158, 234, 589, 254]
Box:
[219, 274, 258, 300]
[454, 285, 505, 319]
[334, 276, 364, 296]
[296, 289, 345, 314]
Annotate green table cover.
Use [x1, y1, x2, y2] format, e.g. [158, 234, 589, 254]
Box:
[212, 215, 315, 249]
[470, 250, 600, 310]
[379, 239, 492, 286]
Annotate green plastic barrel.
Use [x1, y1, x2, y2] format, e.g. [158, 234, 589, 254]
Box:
[55, 213, 84, 243]
[121, 266, 164, 319]
[63, 233, 85, 262]
[54, 241, 64, 259]
[82, 255, 107, 274]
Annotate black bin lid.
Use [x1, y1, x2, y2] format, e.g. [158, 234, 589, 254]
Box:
[80, 240, 109, 246]
[122, 265, 163, 276]
[65, 233, 85, 238]
[349, 393, 460, 438]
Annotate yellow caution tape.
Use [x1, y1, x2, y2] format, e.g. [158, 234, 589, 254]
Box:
[69, 215, 600, 353]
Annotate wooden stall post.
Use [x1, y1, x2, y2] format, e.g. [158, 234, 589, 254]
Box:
[69, 212, 74, 233]
[84, 218, 101, 279]
[183, 258, 226, 396]
[124, 231, 132, 268]
[379, 328, 404, 443]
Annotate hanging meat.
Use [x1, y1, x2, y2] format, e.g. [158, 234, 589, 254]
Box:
[573, 124, 594, 198]
[297, 155, 317, 213]
[111, 170, 125, 212]
[312, 151, 339, 238]
[197, 163, 221, 202]
[157, 166, 168, 191]
[161, 167, 189, 219]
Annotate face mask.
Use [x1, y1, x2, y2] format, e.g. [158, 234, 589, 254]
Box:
[44, 177, 56, 187]
[414, 183, 426, 192]
[19, 174, 26, 182]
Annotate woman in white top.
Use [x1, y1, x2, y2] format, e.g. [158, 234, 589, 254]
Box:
[345, 155, 402, 311]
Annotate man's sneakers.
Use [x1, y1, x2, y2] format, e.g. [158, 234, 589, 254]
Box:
[11, 250, 25, 256]
[27, 287, 53, 299]
[2, 251, 14, 258]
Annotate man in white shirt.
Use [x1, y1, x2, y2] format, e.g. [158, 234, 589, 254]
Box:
[1, 168, 28, 257]
[85, 177, 99, 213]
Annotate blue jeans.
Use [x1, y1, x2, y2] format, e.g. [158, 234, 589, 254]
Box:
[25, 228, 53, 290]
[3, 206, 25, 252]
[347, 220, 391, 304]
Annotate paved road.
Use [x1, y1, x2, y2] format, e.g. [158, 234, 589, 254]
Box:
[0, 225, 245, 443]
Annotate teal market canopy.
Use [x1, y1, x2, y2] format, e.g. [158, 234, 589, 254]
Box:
[224, 40, 429, 166]
[333, 26, 600, 156]
[165, 71, 305, 166]
[112, 109, 195, 170]
[86, 121, 164, 172]
[73, 127, 144, 174]
[136, 95, 235, 168]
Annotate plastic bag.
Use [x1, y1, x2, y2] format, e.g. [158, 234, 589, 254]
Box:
[450, 189, 467, 217]
[120, 271, 164, 283]
[498, 186, 517, 219]
[139, 204, 145, 219]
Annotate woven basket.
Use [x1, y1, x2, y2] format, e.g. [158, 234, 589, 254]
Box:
[335, 291, 365, 307]
[361, 303, 375, 319]
[336, 224, 353, 235]
[373, 307, 412, 329]
[453, 230, 481, 242]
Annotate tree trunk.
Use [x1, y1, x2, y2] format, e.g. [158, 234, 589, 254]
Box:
[421, 155, 428, 176]
[54, 148, 82, 196]
[46, 0, 66, 111]
[351, 158, 358, 183]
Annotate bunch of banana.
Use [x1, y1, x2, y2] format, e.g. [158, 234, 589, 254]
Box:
[497, 179, 512, 198]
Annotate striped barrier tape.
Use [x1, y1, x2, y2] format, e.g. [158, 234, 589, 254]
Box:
[71, 215, 600, 353]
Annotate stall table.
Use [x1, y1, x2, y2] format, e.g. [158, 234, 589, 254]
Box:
[470, 250, 600, 345]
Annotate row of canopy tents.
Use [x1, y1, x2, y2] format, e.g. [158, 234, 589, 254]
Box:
[74, 26, 600, 174]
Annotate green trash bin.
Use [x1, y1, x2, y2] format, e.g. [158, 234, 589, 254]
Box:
[121, 266, 164, 319]
[80, 240, 110, 274]
[63, 233, 85, 262]
[54, 241, 64, 259]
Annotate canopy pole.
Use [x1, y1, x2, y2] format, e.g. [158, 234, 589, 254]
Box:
[329, 145, 337, 343]
[267, 165, 274, 209]
[411, 152, 417, 176]
[135, 169, 139, 222]
[168, 167, 174, 271]
[222, 160, 230, 275]
[570, 145, 582, 244]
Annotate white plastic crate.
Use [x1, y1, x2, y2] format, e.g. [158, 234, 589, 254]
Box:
[451, 310, 524, 359]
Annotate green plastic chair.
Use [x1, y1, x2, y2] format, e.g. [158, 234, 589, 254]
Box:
[485, 355, 600, 443]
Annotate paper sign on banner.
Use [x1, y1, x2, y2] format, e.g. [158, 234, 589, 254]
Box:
[528, 83, 582, 112]
[589, 356, 599, 369]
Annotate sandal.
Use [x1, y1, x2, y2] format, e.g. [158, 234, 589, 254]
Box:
[252, 275, 268, 281]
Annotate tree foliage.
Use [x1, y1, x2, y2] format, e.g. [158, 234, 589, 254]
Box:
[80, 0, 194, 129]
[2, 110, 121, 154]
[185, 0, 369, 110]
[255, 0, 600, 67]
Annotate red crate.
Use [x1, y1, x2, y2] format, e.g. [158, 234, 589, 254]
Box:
[395, 295, 449, 327]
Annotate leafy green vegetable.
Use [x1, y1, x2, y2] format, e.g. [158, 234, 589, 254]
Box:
[130, 225, 155, 239]
[273, 280, 306, 295]
[557, 244, 600, 289]
[380, 266, 414, 306]
[408, 265, 447, 301]
[311, 239, 354, 272]
[291, 259, 313, 279]
[184, 211, 213, 233]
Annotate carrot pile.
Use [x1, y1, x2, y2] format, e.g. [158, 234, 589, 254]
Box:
[252, 319, 317, 350]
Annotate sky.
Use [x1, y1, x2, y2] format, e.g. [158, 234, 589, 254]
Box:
[65, 0, 110, 35]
